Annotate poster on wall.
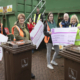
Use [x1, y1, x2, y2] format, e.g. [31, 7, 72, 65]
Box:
[0, 7, 3, 13]
[7, 5, 12, 12]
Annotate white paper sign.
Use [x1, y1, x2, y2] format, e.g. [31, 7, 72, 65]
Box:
[0, 7, 3, 13]
[0, 45, 3, 61]
[0, 33, 8, 42]
[0, 34, 8, 61]
[7, 5, 12, 12]
[51, 28, 77, 45]
[30, 20, 44, 49]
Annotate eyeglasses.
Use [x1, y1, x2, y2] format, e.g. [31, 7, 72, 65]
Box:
[19, 18, 24, 20]
[49, 16, 53, 17]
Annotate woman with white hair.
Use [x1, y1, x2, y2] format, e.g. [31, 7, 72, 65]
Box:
[59, 13, 70, 28]
[69, 14, 79, 27]
[69, 14, 80, 45]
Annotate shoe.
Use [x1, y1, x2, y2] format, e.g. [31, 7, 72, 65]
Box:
[52, 47, 54, 50]
[47, 64, 54, 69]
[51, 60, 58, 66]
[31, 73, 35, 79]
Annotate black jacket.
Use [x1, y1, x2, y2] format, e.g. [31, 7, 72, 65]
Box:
[44, 23, 52, 43]
[61, 19, 70, 28]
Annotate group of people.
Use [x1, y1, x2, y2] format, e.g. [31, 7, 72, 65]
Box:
[60, 13, 80, 46]
[27, 7, 43, 33]
[0, 7, 80, 79]
[11, 7, 43, 42]
[59, 13, 80, 29]
[44, 12, 80, 70]
[0, 7, 43, 79]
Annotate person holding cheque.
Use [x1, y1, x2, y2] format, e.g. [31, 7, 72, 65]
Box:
[69, 14, 80, 45]
[44, 12, 59, 69]
[59, 13, 70, 28]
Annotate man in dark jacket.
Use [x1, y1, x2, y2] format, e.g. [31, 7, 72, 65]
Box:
[61, 13, 70, 28]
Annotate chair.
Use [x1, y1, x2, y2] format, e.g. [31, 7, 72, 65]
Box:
[4, 27, 12, 41]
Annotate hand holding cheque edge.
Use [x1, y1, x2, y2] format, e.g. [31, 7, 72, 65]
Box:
[49, 32, 52, 35]
[78, 26, 80, 29]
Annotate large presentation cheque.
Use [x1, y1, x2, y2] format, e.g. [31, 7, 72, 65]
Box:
[51, 28, 77, 45]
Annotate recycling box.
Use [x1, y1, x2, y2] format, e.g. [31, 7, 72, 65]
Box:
[1, 40, 36, 80]
[59, 45, 80, 80]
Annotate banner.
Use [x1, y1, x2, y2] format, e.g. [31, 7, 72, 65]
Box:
[51, 28, 77, 45]
[30, 20, 44, 49]
[0, 7, 3, 13]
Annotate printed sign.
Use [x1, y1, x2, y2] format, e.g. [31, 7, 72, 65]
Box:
[7, 5, 12, 12]
[0, 34, 8, 61]
[0, 33, 8, 42]
[0, 45, 3, 61]
[0, 7, 3, 13]
[30, 20, 44, 49]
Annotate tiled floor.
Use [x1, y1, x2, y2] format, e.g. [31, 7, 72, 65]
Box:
[0, 48, 64, 80]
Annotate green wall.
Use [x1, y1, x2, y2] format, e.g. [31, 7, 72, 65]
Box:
[46, 0, 80, 13]
[45, 0, 80, 24]
[0, 0, 17, 12]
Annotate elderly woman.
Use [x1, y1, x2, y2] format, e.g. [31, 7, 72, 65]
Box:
[12, 13, 35, 79]
[69, 14, 80, 45]
[59, 13, 70, 28]
[12, 13, 29, 41]
[44, 12, 59, 69]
